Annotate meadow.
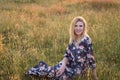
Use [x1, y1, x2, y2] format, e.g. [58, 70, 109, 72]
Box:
[0, 0, 120, 80]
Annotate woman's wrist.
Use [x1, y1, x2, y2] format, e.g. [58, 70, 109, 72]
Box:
[62, 57, 68, 64]
[61, 61, 66, 67]
[93, 68, 98, 80]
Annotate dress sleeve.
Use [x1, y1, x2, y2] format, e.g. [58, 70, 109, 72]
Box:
[86, 37, 96, 70]
[64, 44, 73, 61]
[64, 46, 70, 59]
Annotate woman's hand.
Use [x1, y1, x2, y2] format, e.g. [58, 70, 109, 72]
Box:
[56, 57, 68, 76]
[93, 68, 98, 80]
[94, 75, 98, 80]
[56, 62, 66, 76]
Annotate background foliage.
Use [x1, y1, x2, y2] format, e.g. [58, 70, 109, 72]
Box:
[0, 0, 120, 80]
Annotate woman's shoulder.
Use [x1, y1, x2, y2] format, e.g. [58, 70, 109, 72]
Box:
[82, 34, 91, 41]
[82, 34, 92, 44]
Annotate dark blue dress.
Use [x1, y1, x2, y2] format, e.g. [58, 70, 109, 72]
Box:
[26, 35, 96, 80]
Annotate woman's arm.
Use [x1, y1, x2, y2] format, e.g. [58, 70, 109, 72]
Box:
[93, 68, 98, 80]
[61, 57, 68, 65]
[86, 36, 98, 80]
[56, 57, 68, 76]
[56, 44, 70, 76]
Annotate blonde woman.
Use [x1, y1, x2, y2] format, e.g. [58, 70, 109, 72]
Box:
[26, 16, 98, 80]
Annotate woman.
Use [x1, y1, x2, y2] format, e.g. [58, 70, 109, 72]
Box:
[26, 16, 98, 80]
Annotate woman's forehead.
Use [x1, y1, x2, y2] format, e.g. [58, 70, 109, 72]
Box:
[75, 21, 84, 25]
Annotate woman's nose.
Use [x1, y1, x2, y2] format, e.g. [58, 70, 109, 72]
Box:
[77, 27, 80, 29]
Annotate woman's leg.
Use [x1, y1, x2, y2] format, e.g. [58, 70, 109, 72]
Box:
[26, 61, 74, 79]
[62, 75, 69, 80]
[57, 67, 74, 80]
[26, 61, 49, 77]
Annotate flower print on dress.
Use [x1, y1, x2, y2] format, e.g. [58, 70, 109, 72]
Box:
[78, 45, 84, 50]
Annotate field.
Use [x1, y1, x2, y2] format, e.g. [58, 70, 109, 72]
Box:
[0, 0, 120, 80]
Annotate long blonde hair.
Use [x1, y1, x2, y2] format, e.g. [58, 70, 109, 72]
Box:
[69, 16, 88, 44]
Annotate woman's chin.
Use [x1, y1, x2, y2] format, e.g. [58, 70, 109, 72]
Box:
[76, 33, 82, 36]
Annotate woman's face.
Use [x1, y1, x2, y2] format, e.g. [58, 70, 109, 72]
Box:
[74, 21, 84, 36]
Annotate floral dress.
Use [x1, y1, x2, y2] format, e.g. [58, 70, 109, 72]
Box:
[26, 35, 96, 80]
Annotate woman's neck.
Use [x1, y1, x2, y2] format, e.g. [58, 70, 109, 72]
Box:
[74, 35, 85, 44]
[75, 35, 82, 42]
[74, 36, 81, 46]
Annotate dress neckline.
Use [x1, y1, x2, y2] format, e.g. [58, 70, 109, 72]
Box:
[73, 35, 87, 47]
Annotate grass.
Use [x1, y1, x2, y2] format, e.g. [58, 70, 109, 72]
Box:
[0, 0, 120, 80]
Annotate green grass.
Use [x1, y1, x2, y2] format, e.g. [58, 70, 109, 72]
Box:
[0, 0, 120, 80]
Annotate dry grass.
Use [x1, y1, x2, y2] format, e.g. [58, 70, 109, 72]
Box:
[0, 34, 3, 53]
[0, 0, 120, 80]
[48, 3, 66, 14]
[62, 0, 120, 4]
[86, 0, 120, 3]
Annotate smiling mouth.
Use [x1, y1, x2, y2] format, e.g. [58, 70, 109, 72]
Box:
[76, 30, 82, 33]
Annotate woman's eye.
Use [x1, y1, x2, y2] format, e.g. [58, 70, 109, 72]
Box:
[75, 25, 83, 27]
[79, 25, 83, 27]
[75, 25, 77, 27]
